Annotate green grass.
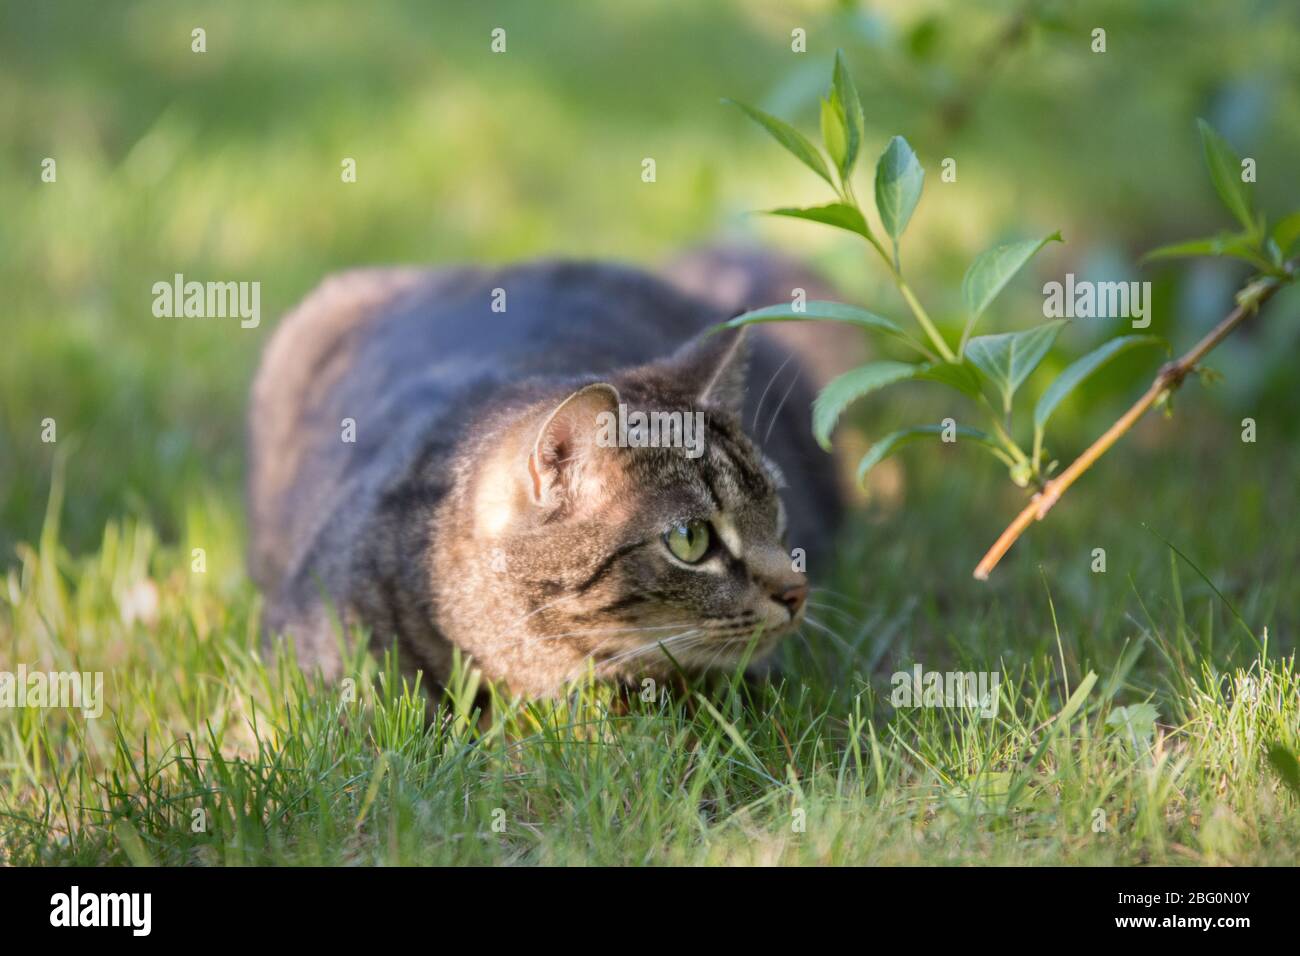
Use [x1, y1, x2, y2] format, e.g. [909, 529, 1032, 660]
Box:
[4, 441, 1298, 866]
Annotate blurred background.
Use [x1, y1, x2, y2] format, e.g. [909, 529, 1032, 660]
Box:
[2, 0, 1298, 656]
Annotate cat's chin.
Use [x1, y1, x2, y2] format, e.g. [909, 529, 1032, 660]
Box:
[668, 626, 792, 675]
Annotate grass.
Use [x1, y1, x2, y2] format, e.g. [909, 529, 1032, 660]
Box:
[3, 436, 1298, 866]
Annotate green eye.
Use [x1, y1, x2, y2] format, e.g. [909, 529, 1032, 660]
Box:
[664, 520, 712, 563]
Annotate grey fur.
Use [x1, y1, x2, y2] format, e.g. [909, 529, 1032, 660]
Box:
[248, 258, 847, 697]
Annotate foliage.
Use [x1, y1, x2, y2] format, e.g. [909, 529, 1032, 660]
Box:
[724, 53, 1297, 499]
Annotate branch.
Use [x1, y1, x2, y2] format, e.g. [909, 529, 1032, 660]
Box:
[938, 0, 1043, 133]
[973, 267, 1294, 580]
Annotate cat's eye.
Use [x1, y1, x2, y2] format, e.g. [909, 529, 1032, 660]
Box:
[664, 520, 711, 563]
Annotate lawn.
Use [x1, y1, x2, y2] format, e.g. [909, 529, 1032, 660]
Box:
[4, 444, 1299, 865]
[2, 0, 1298, 866]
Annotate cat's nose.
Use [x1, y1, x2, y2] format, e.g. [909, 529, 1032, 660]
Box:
[773, 583, 808, 617]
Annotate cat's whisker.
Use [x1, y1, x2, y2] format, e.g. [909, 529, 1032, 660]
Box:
[763, 364, 802, 446]
[638, 629, 716, 662]
[548, 629, 696, 686]
[703, 638, 741, 674]
[801, 612, 835, 635]
[792, 626, 817, 662]
[542, 622, 696, 642]
[801, 613, 861, 660]
[490, 591, 587, 641]
[809, 585, 863, 606]
[600, 629, 703, 667]
[679, 635, 735, 673]
[751, 352, 796, 432]
[581, 623, 700, 661]
[577, 628, 706, 680]
[806, 600, 856, 624]
[685, 625, 767, 674]
[491, 620, 697, 655]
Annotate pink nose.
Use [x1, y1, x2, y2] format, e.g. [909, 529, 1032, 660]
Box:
[774, 584, 807, 616]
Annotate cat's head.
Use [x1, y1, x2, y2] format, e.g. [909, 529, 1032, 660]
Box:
[459, 328, 807, 691]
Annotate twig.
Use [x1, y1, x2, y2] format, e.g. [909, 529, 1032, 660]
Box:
[938, 0, 1044, 133]
[973, 266, 1293, 580]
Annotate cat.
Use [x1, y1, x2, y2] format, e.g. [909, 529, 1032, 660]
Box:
[248, 253, 853, 698]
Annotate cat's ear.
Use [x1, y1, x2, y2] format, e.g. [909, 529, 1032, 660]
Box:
[671, 326, 750, 415]
[527, 383, 621, 509]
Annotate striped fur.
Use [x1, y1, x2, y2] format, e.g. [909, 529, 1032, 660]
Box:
[248, 259, 845, 697]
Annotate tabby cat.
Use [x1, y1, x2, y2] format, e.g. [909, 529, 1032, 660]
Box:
[248, 254, 850, 697]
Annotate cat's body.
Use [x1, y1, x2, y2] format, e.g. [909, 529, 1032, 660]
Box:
[249, 256, 851, 697]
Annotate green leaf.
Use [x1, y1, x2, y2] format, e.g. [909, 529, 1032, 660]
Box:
[1143, 232, 1261, 265]
[719, 299, 921, 352]
[912, 359, 985, 400]
[811, 357, 991, 450]
[726, 99, 834, 187]
[856, 424, 1006, 486]
[1104, 702, 1159, 751]
[813, 361, 921, 450]
[947, 770, 1041, 816]
[966, 320, 1067, 414]
[1033, 335, 1162, 440]
[820, 97, 848, 174]
[1197, 118, 1256, 236]
[959, 232, 1063, 348]
[874, 136, 924, 242]
[831, 50, 863, 178]
[1265, 236, 1284, 267]
[1271, 210, 1300, 258]
[767, 202, 872, 241]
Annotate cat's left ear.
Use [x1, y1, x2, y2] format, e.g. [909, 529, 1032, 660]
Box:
[671, 326, 750, 415]
[527, 383, 621, 510]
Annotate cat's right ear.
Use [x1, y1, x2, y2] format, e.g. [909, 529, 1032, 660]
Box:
[669, 325, 750, 416]
[527, 383, 621, 509]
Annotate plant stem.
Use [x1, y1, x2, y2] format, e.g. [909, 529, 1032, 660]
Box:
[842, 180, 958, 363]
[989, 413, 1029, 464]
[897, 279, 958, 362]
[976, 394, 1028, 463]
[986, 446, 1018, 469]
[973, 267, 1293, 580]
